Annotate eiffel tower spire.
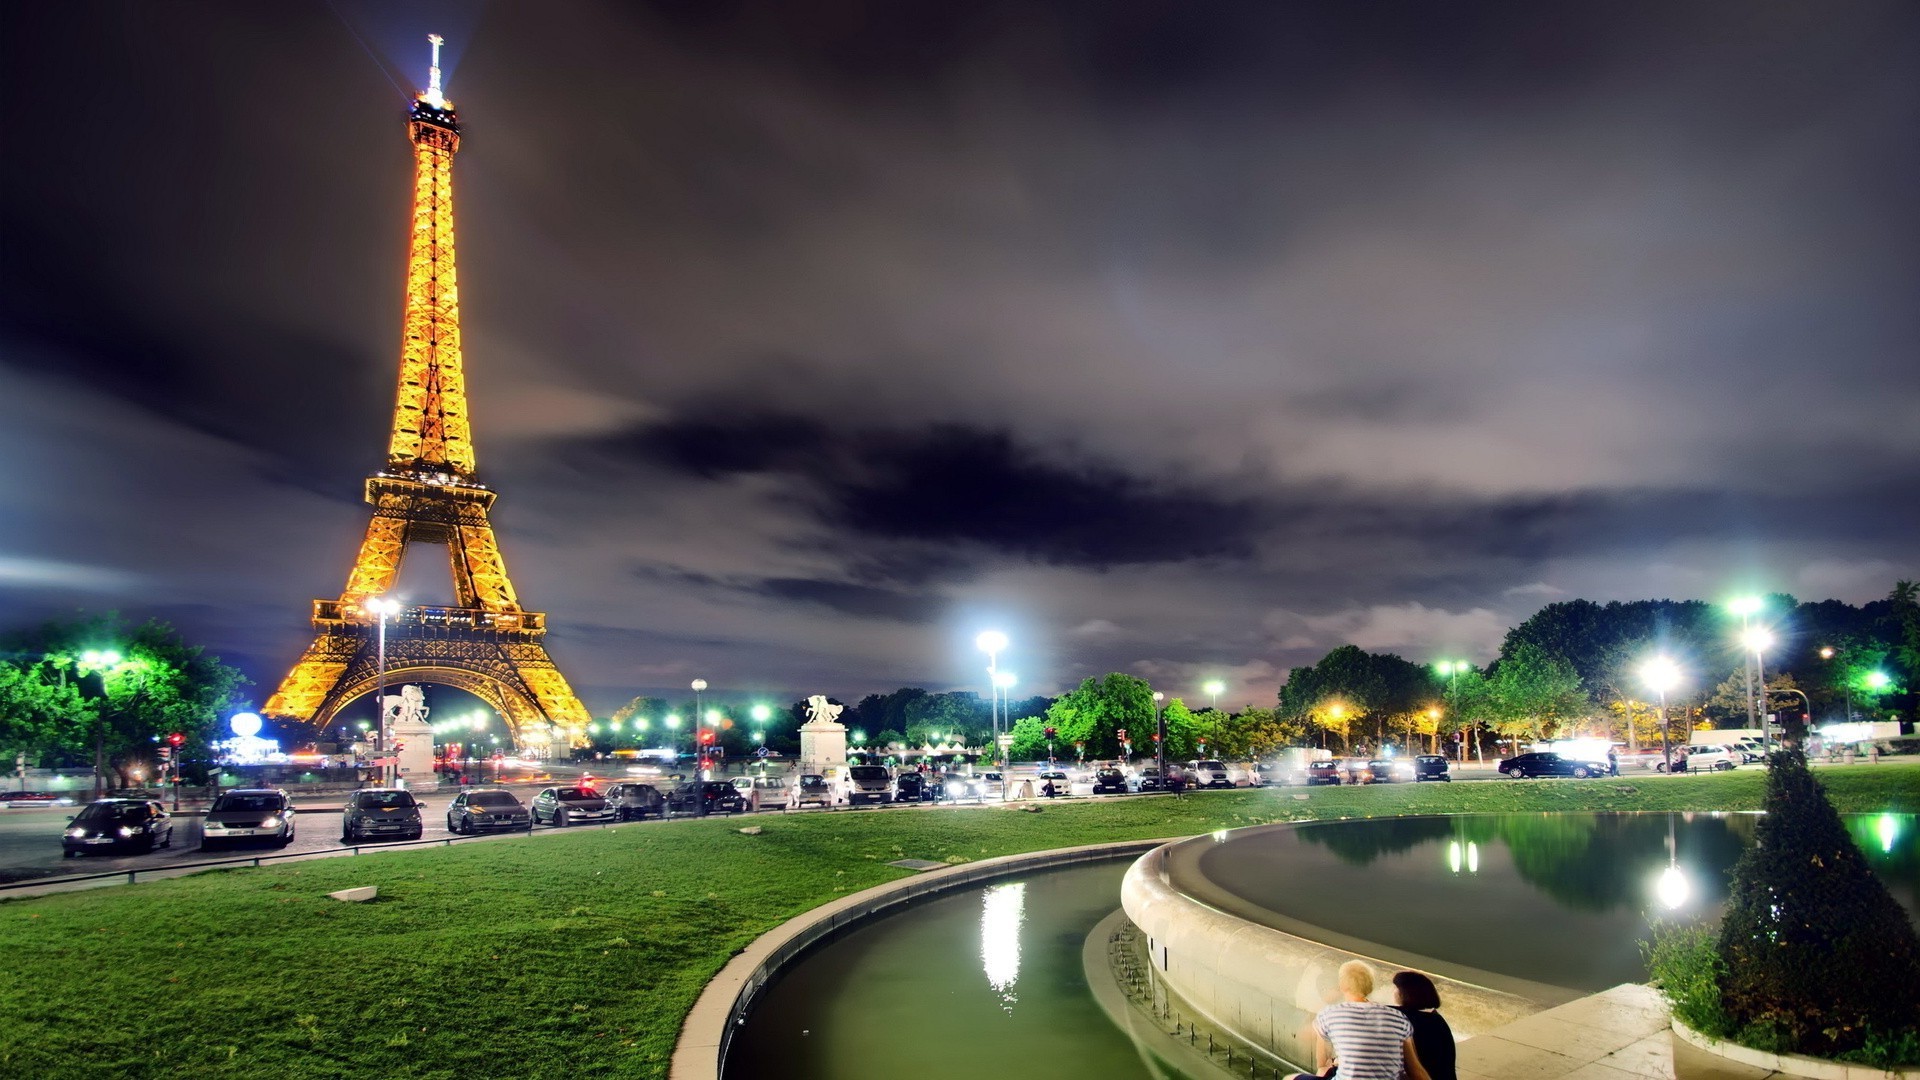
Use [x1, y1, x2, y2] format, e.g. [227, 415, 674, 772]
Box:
[265, 38, 590, 747]
[388, 32, 473, 477]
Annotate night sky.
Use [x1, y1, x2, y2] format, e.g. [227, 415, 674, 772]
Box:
[3, 1, 1917, 714]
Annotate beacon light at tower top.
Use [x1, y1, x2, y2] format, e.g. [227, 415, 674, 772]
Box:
[422, 34, 449, 109]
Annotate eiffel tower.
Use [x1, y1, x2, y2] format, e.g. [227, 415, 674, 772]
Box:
[265, 37, 590, 747]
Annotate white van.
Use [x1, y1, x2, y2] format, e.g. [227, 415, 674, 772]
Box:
[840, 764, 894, 806]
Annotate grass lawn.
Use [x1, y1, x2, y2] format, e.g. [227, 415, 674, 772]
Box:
[3, 764, 1914, 1079]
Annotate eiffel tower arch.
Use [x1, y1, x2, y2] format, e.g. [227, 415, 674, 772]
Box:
[264, 38, 590, 749]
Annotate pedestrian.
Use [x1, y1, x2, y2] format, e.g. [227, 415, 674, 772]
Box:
[1390, 971, 1456, 1080]
[1607, 748, 1619, 777]
[1288, 960, 1432, 1080]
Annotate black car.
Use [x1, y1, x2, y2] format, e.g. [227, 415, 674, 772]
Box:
[447, 789, 532, 833]
[531, 786, 614, 827]
[894, 772, 929, 801]
[602, 782, 665, 821]
[1499, 752, 1608, 779]
[63, 799, 173, 856]
[342, 788, 424, 842]
[665, 781, 747, 815]
[1137, 768, 1186, 793]
[1091, 767, 1130, 795]
[201, 788, 296, 848]
[1413, 755, 1452, 782]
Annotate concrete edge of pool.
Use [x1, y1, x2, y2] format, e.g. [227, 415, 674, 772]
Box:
[669, 836, 1179, 1080]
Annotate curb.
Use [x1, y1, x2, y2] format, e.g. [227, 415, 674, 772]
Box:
[1671, 1018, 1920, 1079]
[668, 836, 1177, 1080]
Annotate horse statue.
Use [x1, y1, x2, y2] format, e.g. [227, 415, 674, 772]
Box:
[804, 695, 844, 725]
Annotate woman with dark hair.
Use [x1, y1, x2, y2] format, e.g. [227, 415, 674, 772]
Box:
[1390, 971, 1456, 1080]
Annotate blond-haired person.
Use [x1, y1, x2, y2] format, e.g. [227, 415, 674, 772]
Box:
[1287, 960, 1432, 1080]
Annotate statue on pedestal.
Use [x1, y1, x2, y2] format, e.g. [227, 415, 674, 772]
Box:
[799, 694, 848, 774]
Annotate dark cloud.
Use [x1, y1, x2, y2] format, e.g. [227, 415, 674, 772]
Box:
[3, 0, 1917, 709]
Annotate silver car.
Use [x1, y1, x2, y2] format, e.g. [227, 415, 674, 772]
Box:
[530, 786, 614, 827]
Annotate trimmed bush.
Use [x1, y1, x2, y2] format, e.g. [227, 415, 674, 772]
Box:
[1714, 749, 1920, 1060]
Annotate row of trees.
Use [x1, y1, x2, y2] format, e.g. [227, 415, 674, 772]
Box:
[0, 616, 248, 788]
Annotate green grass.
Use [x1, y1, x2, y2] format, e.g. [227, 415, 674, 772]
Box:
[3, 765, 1914, 1079]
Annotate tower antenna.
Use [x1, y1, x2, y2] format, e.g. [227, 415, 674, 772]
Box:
[425, 34, 446, 108]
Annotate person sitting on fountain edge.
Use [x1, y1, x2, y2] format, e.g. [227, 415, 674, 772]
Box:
[1289, 960, 1432, 1080]
[1390, 970, 1455, 1080]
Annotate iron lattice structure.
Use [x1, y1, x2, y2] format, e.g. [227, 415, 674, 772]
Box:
[265, 41, 590, 745]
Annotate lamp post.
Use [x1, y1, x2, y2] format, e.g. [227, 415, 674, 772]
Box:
[1204, 680, 1224, 713]
[1640, 655, 1681, 773]
[690, 680, 708, 814]
[1742, 626, 1774, 753]
[1435, 660, 1472, 761]
[976, 631, 1008, 784]
[1152, 691, 1166, 785]
[365, 597, 401, 786]
[993, 670, 1017, 797]
[1730, 596, 1762, 732]
[1424, 707, 1441, 755]
[1325, 703, 1344, 751]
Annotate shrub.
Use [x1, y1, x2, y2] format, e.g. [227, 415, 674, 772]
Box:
[1642, 921, 1727, 1035]
[1713, 749, 1920, 1061]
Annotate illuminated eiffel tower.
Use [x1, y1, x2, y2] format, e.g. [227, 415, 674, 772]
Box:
[265, 37, 590, 747]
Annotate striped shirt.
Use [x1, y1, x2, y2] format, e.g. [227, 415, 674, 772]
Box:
[1314, 1001, 1414, 1080]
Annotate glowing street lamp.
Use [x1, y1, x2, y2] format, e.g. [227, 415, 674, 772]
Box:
[1728, 596, 1763, 731]
[1203, 680, 1225, 712]
[1152, 691, 1167, 782]
[977, 630, 1009, 772]
[1640, 655, 1681, 772]
[1742, 626, 1775, 750]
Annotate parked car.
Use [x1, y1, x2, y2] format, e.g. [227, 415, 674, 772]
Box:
[1091, 767, 1131, 795]
[730, 775, 788, 811]
[1670, 747, 1739, 773]
[941, 773, 986, 803]
[976, 772, 1007, 799]
[1185, 760, 1233, 789]
[666, 781, 748, 815]
[1367, 758, 1416, 783]
[62, 799, 173, 856]
[6, 791, 78, 808]
[531, 786, 615, 827]
[1292, 761, 1342, 786]
[447, 788, 533, 832]
[1137, 767, 1187, 793]
[341, 788, 424, 842]
[201, 788, 296, 848]
[841, 764, 895, 806]
[1036, 769, 1072, 797]
[788, 774, 835, 809]
[894, 772, 929, 801]
[1412, 755, 1452, 782]
[1498, 752, 1609, 779]
[598, 782, 664, 822]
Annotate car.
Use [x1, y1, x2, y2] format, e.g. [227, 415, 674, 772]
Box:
[1091, 767, 1131, 795]
[1035, 769, 1072, 797]
[1367, 758, 1415, 783]
[599, 782, 665, 821]
[893, 772, 929, 801]
[666, 781, 748, 815]
[1498, 752, 1610, 779]
[62, 799, 173, 856]
[729, 775, 787, 811]
[201, 788, 296, 848]
[1136, 767, 1186, 793]
[841, 764, 895, 806]
[447, 789, 532, 832]
[1294, 761, 1342, 786]
[1670, 747, 1739, 773]
[531, 786, 615, 826]
[975, 772, 1006, 799]
[5, 791, 78, 808]
[1185, 760, 1233, 789]
[342, 788, 424, 841]
[788, 774, 835, 808]
[940, 773, 986, 803]
[1412, 755, 1452, 782]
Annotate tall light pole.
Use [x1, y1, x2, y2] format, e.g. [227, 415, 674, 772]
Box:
[1152, 691, 1166, 785]
[1435, 661, 1470, 760]
[993, 670, 1017, 798]
[976, 630, 1008, 773]
[1640, 655, 1681, 773]
[1730, 596, 1762, 732]
[365, 597, 401, 786]
[1742, 626, 1774, 753]
[1204, 680, 1225, 713]
[690, 680, 709, 814]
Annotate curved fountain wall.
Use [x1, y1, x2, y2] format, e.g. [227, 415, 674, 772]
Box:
[1120, 836, 1543, 1068]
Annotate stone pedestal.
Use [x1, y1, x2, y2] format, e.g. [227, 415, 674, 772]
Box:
[799, 721, 847, 775]
[392, 718, 437, 789]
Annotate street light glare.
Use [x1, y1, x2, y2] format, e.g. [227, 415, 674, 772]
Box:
[993, 670, 1017, 690]
[1741, 627, 1775, 653]
[690, 678, 708, 692]
[1203, 679, 1225, 695]
[1640, 656, 1681, 694]
[976, 630, 1008, 655]
[1866, 671, 1891, 690]
[751, 704, 771, 722]
[1728, 596, 1763, 617]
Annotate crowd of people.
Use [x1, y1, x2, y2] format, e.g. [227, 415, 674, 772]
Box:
[1288, 961, 1456, 1080]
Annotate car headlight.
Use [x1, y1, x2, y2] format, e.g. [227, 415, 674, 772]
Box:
[260, 816, 281, 828]
[66, 827, 86, 838]
[118, 826, 135, 837]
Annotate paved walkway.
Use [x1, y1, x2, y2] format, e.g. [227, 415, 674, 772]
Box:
[1458, 983, 1796, 1080]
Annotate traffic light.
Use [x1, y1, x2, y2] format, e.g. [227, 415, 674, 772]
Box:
[157, 746, 173, 762]
[167, 732, 185, 748]
[1043, 726, 1057, 739]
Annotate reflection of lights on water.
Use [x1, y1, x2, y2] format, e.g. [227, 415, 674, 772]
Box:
[1878, 813, 1900, 854]
[1656, 865, 1690, 910]
[980, 882, 1026, 1011]
[1446, 840, 1480, 874]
